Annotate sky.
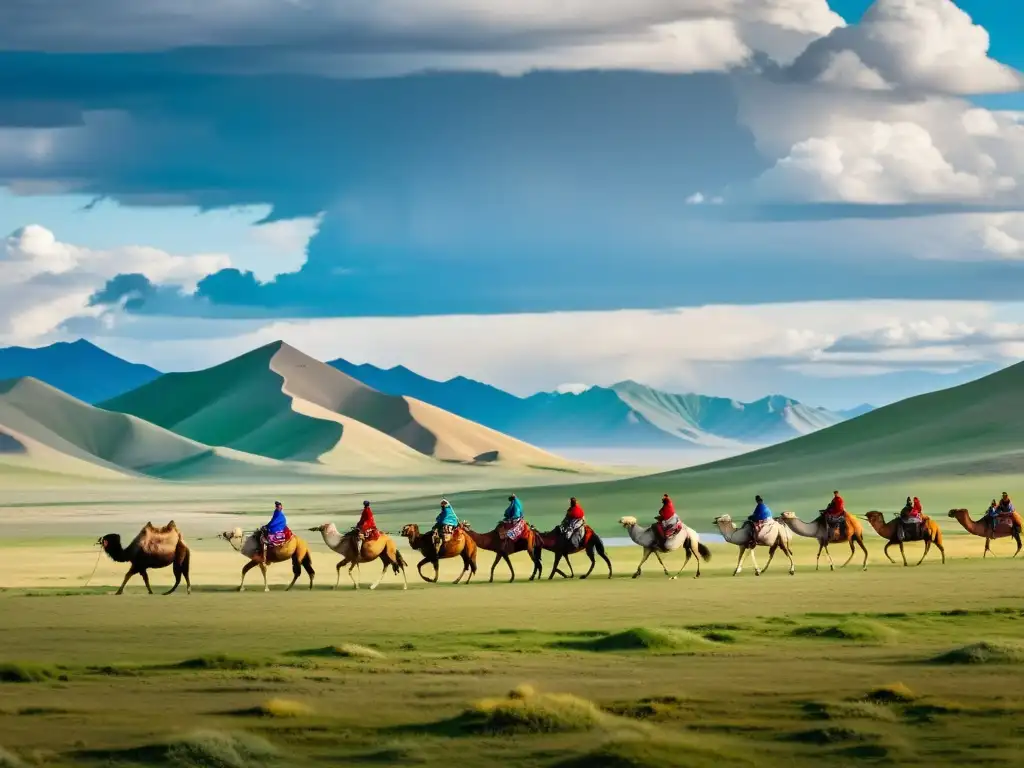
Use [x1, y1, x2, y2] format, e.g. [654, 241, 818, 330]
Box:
[1, 0, 1024, 409]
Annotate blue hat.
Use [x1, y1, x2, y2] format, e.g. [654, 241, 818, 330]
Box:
[363, 500, 370, 507]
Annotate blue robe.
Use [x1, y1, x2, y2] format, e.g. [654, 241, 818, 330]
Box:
[267, 508, 287, 534]
[749, 502, 772, 522]
[504, 498, 523, 521]
[436, 505, 459, 528]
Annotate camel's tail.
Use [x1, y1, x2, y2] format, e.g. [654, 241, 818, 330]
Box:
[393, 549, 408, 573]
[697, 542, 712, 562]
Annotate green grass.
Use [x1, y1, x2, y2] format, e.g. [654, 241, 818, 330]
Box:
[932, 640, 1024, 665]
[790, 619, 897, 644]
[554, 627, 714, 653]
[0, 663, 59, 684]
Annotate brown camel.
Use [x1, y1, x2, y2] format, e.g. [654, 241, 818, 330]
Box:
[99, 520, 191, 596]
[532, 525, 613, 580]
[401, 523, 478, 584]
[948, 508, 1023, 558]
[864, 511, 945, 566]
[779, 511, 870, 571]
[219, 527, 315, 592]
[310, 523, 408, 590]
[462, 521, 543, 582]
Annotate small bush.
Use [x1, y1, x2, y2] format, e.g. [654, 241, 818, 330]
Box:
[932, 641, 1024, 665]
[791, 620, 896, 644]
[247, 699, 314, 718]
[293, 644, 384, 660]
[864, 683, 916, 703]
[0, 663, 58, 683]
[173, 655, 266, 671]
[0, 746, 26, 768]
[166, 730, 278, 768]
[557, 627, 712, 653]
[462, 686, 607, 734]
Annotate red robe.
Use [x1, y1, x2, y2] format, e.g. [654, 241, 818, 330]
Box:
[826, 495, 846, 517]
[566, 502, 585, 520]
[911, 497, 923, 517]
[357, 506, 377, 532]
[657, 498, 676, 521]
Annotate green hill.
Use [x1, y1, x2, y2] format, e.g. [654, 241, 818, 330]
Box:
[384, 361, 1024, 533]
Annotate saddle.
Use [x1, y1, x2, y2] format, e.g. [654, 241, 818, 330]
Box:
[560, 519, 586, 549]
[824, 514, 846, 542]
[745, 519, 770, 548]
[262, 527, 293, 549]
[501, 518, 527, 546]
[897, 516, 926, 542]
[432, 525, 456, 552]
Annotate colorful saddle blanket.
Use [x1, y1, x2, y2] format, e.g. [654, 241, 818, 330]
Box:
[503, 518, 526, 542]
[265, 527, 293, 547]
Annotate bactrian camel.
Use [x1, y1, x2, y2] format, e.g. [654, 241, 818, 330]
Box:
[310, 523, 408, 590]
[460, 522, 543, 582]
[713, 515, 795, 576]
[532, 524, 614, 580]
[99, 520, 191, 595]
[618, 516, 711, 579]
[219, 527, 315, 592]
[864, 511, 945, 566]
[948, 508, 1022, 558]
[400, 523, 477, 584]
[779, 510, 869, 571]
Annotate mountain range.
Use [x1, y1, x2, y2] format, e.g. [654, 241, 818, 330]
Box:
[0, 341, 578, 482]
[0, 339, 872, 452]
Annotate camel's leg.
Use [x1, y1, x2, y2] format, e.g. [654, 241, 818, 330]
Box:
[1014, 532, 1023, 558]
[984, 536, 993, 558]
[633, 549, 653, 579]
[854, 535, 869, 570]
[334, 559, 347, 589]
[581, 545, 597, 580]
[506, 553, 517, 583]
[456, 550, 473, 584]
[841, 537, 857, 568]
[548, 552, 563, 580]
[259, 563, 269, 592]
[937, 537, 946, 564]
[369, 559, 388, 590]
[822, 543, 835, 572]
[238, 560, 259, 592]
[399, 559, 409, 590]
[898, 542, 908, 567]
[652, 550, 671, 577]
[882, 541, 897, 565]
[529, 546, 543, 581]
[916, 540, 931, 566]
[748, 549, 761, 576]
[761, 544, 777, 574]
[565, 555, 575, 579]
[672, 546, 693, 579]
[138, 569, 153, 595]
[348, 562, 360, 589]
[733, 546, 748, 576]
[488, 552, 503, 583]
[691, 542, 701, 578]
[115, 566, 138, 596]
[815, 542, 823, 571]
[416, 557, 435, 584]
[590, 537, 612, 579]
[170, 547, 192, 595]
[302, 553, 315, 590]
[167, 560, 183, 595]
[784, 544, 796, 575]
[285, 553, 302, 591]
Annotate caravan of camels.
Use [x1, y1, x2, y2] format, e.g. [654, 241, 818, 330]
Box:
[98, 490, 1024, 594]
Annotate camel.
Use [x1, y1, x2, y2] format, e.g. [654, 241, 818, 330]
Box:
[948, 508, 1022, 558]
[713, 515, 795, 576]
[461, 521, 543, 582]
[99, 520, 191, 595]
[532, 524, 613, 580]
[864, 512, 945, 566]
[219, 527, 315, 592]
[618, 516, 711, 579]
[310, 523, 408, 590]
[400, 523, 477, 584]
[779, 510, 869, 571]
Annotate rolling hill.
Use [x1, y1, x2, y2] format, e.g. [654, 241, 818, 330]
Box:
[102, 341, 578, 472]
[378, 359, 1021, 533]
[0, 340, 161, 403]
[0, 377, 293, 481]
[330, 358, 865, 448]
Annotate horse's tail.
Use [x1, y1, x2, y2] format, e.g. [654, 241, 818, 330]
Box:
[697, 542, 712, 562]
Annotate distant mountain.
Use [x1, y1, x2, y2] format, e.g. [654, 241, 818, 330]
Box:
[0, 340, 161, 403]
[328, 358, 873, 448]
[104, 341, 576, 472]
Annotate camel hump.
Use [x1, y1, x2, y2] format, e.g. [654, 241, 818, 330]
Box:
[144, 520, 179, 534]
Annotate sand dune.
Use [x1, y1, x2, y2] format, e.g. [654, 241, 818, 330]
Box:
[104, 341, 579, 473]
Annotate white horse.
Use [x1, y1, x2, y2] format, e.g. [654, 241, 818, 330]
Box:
[713, 515, 794, 576]
[618, 516, 712, 579]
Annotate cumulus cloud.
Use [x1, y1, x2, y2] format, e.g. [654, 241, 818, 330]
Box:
[786, 0, 1023, 94]
[0, 225, 229, 343]
[826, 315, 1024, 355]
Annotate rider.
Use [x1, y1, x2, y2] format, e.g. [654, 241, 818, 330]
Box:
[985, 497, 1001, 534]
[260, 500, 290, 559]
[822, 490, 846, 538]
[433, 498, 459, 553]
[355, 500, 379, 548]
[997, 492, 1019, 534]
[502, 493, 524, 540]
[749, 495, 773, 529]
[653, 494, 680, 549]
[898, 495, 922, 540]
[560, 496, 586, 545]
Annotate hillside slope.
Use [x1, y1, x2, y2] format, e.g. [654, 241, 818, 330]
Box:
[0, 377, 286, 481]
[0, 340, 161, 403]
[104, 342, 576, 471]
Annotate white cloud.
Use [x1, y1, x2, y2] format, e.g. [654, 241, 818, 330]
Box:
[787, 0, 1023, 94]
[0, 224, 231, 344]
[241, 214, 322, 281]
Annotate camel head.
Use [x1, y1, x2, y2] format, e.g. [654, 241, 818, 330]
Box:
[779, 510, 796, 520]
[309, 522, 338, 536]
[400, 524, 419, 537]
[713, 515, 733, 525]
[948, 509, 968, 518]
[219, 527, 245, 543]
[864, 511, 885, 526]
[97, 533, 119, 550]
[619, 516, 638, 528]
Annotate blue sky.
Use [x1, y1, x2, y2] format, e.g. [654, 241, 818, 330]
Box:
[1, 1, 1023, 408]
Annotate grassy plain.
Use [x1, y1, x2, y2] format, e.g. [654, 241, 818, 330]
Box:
[2, 501, 1024, 767]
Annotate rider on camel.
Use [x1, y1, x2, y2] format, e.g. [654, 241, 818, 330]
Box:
[749, 495, 773, 527]
[560, 497, 586, 545]
[260, 500, 291, 559]
[433, 498, 459, 553]
[653, 494, 680, 549]
[985, 497, 1000, 533]
[355, 500, 379, 548]
[898, 495, 923, 540]
[822, 490, 846, 537]
[994, 492, 1019, 534]
[502, 493, 524, 540]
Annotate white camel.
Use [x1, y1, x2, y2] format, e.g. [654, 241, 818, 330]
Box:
[216, 527, 315, 592]
[778, 510, 869, 571]
[310, 523, 408, 591]
[618, 516, 712, 579]
[713, 515, 795, 576]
